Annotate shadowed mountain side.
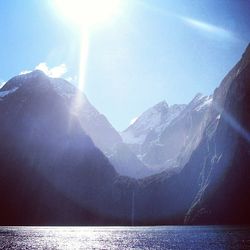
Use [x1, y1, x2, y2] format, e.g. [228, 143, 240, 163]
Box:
[185, 44, 250, 224]
[131, 141, 208, 225]
[131, 43, 250, 225]
[0, 72, 135, 225]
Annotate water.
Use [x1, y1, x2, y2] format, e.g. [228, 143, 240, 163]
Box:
[0, 226, 250, 249]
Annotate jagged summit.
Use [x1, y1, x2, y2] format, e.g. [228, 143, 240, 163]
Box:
[123, 100, 185, 134]
[121, 92, 211, 173]
[153, 100, 169, 110]
[192, 92, 204, 100]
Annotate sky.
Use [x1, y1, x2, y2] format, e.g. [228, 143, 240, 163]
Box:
[0, 0, 250, 131]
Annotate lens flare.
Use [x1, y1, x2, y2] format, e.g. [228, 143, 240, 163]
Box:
[78, 31, 89, 92]
[53, 0, 122, 92]
[214, 103, 250, 143]
[54, 0, 121, 29]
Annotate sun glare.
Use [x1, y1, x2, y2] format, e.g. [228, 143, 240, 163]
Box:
[54, 0, 122, 93]
[54, 0, 121, 30]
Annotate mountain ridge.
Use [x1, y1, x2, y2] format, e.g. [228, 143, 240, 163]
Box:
[0, 70, 150, 178]
[0, 43, 250, 225]
[121, 92, 212, 174]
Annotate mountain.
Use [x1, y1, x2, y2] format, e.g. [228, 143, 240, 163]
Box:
[3, 71, 147, 179]
[183, 43, 250, 224]
[121, 94, 212, 174]
[51, 75, 149, 178]
[128, 43, 250, 225]
[0, 71, 137, 225]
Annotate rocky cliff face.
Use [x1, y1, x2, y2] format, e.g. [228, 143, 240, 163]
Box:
[121, 94, 211, 174]
[128, 44, 250, 225]
[184, 44, 250, 224]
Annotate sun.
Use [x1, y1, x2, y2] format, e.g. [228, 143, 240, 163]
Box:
[53, 0, 122, 101]
[54, 0, 122, 30]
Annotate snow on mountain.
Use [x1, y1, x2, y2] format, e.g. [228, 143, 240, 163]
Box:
[121, 94, 212, 173]
[184, 43, 250, 224]
[0, 87, 18, 99]
[122, 101, 186, 145]
[186, 93, 213, 112]
[195, 95, 212, 111]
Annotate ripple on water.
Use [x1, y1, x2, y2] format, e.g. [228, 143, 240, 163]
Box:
[0, 226, 250, 250]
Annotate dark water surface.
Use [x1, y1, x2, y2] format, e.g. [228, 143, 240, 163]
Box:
[0, 226, 250, 249]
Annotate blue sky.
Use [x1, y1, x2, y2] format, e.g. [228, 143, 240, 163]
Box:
[0, 0, 249, 131]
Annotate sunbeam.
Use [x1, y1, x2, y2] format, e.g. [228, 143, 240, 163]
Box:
[53, 0, 122, 92]
[180, 16, 239, 42]
[134, 1, 240, 43]
[214, 103, 250, 143]
[78, 31, 89, 92]
[54, 0, 121, 30]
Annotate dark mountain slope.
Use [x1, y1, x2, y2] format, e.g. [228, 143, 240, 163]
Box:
[0, 71, 133, 225]
[132, 44, 250, 225]
[185, 44, 250, 224]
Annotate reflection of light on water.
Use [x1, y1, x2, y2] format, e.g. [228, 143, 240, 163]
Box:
[28, 226, 108, 249]
[1, 226, 250, 249]
[42, 226, 137, 249]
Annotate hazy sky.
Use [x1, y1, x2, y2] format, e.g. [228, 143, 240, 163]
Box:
[0, 0, 249, 130]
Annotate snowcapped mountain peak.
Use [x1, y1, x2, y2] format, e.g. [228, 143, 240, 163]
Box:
[121, 100, 186, 145]
[1, 70, 84, 101]
[195, 95, 213, 111]
[189, 93, 206, 106]
[121, 93, 211, 174]
[125, 101, 168, 133]
[153, 100, 169, 111]
[185, 93, 213, 112]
